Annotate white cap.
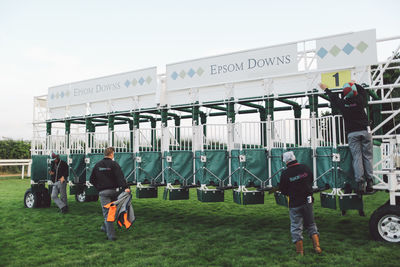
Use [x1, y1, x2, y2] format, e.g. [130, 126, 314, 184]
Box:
[282, 151, 296, 164]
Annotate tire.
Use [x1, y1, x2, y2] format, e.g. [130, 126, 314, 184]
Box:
[75, 191, 86, 203]
[40, 188, 51, 208]
[24, 188, 40, 208]
[369, 204, 400, 243]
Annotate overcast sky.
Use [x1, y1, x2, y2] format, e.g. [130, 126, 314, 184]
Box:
[0, 0, 399, 140]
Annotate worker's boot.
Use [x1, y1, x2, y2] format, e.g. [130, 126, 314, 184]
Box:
[311, 234, 322, 254]
[295, 240, 304, 256]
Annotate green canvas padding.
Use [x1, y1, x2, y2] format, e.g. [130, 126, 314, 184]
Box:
[85, 153, 104, 181]
[230, 149, 268, 187]
[197, 189, 224, 202]
[316, 147, 335, 189]
[194, 150, 229, 186]
[320, 192, 337, 210]
[163, 188, 189, 200]
[373, 145, 382, 184]
[136, 187, 158, 198]
[338, 194, 363, 211]
[270, 148, 285, 187]
[114, 152, 135, 183]
[31, 155, 49, 183]
[163, 151, 194, 184]
[337, 146, 356, 189]
[69, 154, 86, 184]
[270, 148, 312, 187]
[135, 152, 162, 183]
[233, 190, 264, 205]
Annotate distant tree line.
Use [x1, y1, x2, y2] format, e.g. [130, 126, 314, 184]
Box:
[0, 139, 31, 173]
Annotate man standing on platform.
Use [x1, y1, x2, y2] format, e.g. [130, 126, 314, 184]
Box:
[319, 82, 374, 193]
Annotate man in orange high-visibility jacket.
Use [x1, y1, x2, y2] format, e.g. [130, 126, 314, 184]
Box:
[89, 147, 130, 241]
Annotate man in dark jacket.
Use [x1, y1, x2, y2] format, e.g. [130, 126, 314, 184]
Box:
[319, 82, 373, 193]
[49, 153, 69, 213]
[89, 147, 130, 241]
[279, 151, 321, 256]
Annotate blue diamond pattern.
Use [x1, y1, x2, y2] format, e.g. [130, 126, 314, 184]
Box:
[317, 47, 328, 59]
[125, 80, 130, 88]
[138, 77, 145, 85]
[60, 91, 64, 98]
[342, 43, 354, 55]
[51, 94, 55, 100]
[171, 72, 178, 80]
[188, 68, 195, 78]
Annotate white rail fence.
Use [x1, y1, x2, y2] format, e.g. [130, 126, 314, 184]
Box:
[0, 159, 32, 179]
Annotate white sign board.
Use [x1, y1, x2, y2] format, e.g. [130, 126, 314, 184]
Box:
[166, 44, 298, 91]
[48, 67, 157, 109]
[316, 29, 377, 69]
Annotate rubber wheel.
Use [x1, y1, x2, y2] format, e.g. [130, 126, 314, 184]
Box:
[75, 191, 86, 203]
[40, 188, 51, 208]
[369, 204, 400, 243]
[24, 188, 40, 208]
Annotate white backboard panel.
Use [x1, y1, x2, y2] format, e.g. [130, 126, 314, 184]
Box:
[48, 67, 157, 109]
[316, 29, 377, 69]
[166, 43, 298, 91]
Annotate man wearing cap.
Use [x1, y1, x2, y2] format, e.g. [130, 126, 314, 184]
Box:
[89, 147, 130, 241]
[49, 153, 69, 213]
[279, 151, 321, 256]
[319, 82, 373, 193]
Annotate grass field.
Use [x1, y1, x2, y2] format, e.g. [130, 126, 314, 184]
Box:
[0, 177, 399, 267]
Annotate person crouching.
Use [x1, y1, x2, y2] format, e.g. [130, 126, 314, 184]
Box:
[278, 151, 322, 256]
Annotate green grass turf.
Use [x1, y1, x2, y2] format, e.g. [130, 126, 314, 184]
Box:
[0, 178, 399, 267]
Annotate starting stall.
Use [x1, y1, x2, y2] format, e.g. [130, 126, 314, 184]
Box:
[27, 29, 400, 243]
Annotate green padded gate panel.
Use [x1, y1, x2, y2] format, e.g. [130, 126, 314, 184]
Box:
[163, 188, 189, 200]
[84, 153, 103, 196]
[31, 155, 49, 183]
[270, 148, 312, 187]
[194, 150, 229, 186]
[135, 152, 162, 184]
[233, 190, 264, 205]
[136, 187, 158, 198]
[316, 147, 335, 189]
[337, 146, 356, 190]
[197, 189, 224, 202]
[69, 154, 86, 184]
[320, 192, 337, 210]
[230, 149, 268, 187]
[114, 152, 135, 183]
[339, 194, 363, 211]
[274, 191, 288, 207]
[270, 148, 285, 187]
[163, 151, 193, 185]
[373, 145, 382, 184]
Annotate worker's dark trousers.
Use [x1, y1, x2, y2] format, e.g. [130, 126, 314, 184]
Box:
[289, 203, 319, 243]
[51, 181, 67, 210]
[348, 130, 373, 183]
[99, 189, 119, 239]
